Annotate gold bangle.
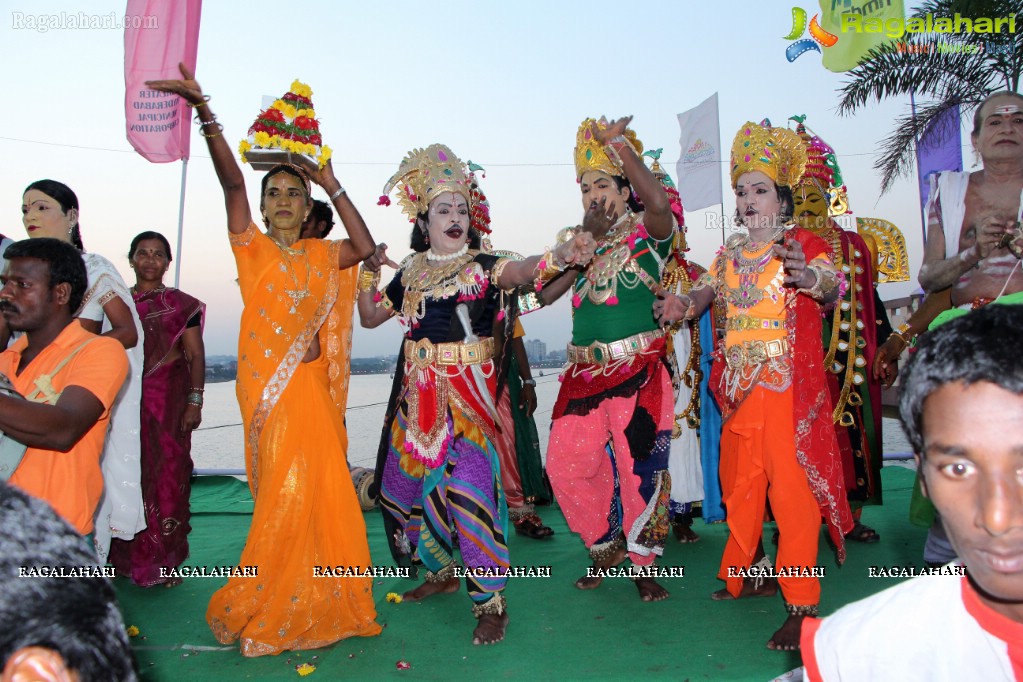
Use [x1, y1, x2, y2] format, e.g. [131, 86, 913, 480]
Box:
[533, 247, 566, 288]
[891, 322, 915, 348]
[187, 95, 211, 108]
[798, 264, 838, 301]
[603, 135, 637, 171]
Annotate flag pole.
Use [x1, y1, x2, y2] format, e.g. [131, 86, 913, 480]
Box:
[173, 157, 188, 288]
[719, 202, 725, 246]
[910, 89, 927, 241]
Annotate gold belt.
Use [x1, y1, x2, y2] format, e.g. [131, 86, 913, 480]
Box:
[725, 338, 790, 370]
[404, 337, 495, 369]
[726, 315, 785, 332]
[567, 329, 664, 365]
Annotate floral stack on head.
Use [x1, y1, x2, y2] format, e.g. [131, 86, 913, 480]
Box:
[379, 143, 490, 234]
[238, 79, 332, 170]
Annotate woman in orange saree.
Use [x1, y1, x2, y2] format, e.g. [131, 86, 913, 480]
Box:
[149, 65, 381, 656]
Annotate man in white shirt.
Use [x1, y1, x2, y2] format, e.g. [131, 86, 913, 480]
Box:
[801, 304, 1023, 680]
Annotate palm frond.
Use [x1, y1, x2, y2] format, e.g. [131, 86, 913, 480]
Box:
[835, 0, 1023, 192]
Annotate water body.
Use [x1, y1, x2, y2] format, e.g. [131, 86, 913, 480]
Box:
[192, 372, 913, 473]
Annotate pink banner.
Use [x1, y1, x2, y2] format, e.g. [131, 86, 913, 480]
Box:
[124, 0, 202, 162]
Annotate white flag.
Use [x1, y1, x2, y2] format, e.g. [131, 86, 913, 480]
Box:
[676, 93, 723, 212]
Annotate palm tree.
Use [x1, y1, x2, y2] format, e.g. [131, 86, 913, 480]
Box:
[837, 0, 1023, 192]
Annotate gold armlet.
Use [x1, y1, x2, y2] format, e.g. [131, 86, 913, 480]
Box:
[357, 265, 380, 294]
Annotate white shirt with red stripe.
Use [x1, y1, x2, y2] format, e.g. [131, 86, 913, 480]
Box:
[801, 567, 1023, 681]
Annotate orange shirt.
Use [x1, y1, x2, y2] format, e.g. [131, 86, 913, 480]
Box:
[1, 320, 129, 534]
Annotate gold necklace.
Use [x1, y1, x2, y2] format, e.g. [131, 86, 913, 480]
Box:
[400, 251, 484, 326]
[130, 284, 166, 296]
[270, 238, 311, 313]
[576, 213, 644, 305]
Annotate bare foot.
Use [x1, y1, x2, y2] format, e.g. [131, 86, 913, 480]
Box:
[710, 577, 778, 600]
[402, 576, 459, 602]
[472, 612, 509, 645]
[575, 544, 627, 590]
[766, 613, 805, 651]
[635, 577, 670, 601]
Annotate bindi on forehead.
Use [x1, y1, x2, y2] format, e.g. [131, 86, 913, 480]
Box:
[268, 174, 305, 190]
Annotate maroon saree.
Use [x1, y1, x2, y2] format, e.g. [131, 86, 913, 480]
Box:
[108, 287, 205, 586]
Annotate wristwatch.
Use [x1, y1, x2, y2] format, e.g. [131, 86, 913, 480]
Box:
[522, 378, 536, 387]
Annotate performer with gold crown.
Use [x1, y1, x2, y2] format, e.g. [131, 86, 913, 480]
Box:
[147, 65, 382, 656]
[358, 144, 595, 645]
[654, 120, 852, 651]
[545, 116, 679, 603]
[792, 118, 893, 544]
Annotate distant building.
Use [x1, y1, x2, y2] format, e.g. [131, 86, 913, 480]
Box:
[545, 348, 567, 363]
[523, 338, 546, 363]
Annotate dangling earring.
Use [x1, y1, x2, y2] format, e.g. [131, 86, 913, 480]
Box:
[973, 148, 981, 167]
[425, 233, 430, 245]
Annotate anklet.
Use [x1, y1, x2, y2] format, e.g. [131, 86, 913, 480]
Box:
[471, 592, 506, 618]
[784, 602, 819, 617]
[589, 537, 624, 563]
[425, 563, 457, 583]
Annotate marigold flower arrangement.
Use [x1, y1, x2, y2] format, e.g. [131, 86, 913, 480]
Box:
[238, 79, 332, 169]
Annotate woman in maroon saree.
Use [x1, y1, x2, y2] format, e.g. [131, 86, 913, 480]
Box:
[108, 231, 205, 587]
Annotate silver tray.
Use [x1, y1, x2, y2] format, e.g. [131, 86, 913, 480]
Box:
[244, 147, 317, 171]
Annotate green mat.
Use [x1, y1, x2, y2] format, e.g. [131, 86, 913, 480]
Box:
[116, 466, 925, 681]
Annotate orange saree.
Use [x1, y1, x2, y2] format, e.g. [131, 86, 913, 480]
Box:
[207, 223, 380, 656]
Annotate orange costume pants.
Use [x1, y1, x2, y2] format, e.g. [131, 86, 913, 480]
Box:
[718, 383, 820, 606]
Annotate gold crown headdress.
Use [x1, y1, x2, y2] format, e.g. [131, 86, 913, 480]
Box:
[574, 117, 643, 179]
[730, 120, 807, 189]
[380, 144, 474, 222]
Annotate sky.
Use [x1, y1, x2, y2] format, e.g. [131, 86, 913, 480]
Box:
[1, 0, 959, 357]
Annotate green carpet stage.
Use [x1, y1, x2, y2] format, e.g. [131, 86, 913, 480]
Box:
[116, 466, 926, 681]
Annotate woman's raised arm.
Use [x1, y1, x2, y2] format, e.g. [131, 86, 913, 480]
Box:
[147, 63, 252, 234]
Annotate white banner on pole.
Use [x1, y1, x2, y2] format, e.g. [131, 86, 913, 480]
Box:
[676, 93, 723, 213]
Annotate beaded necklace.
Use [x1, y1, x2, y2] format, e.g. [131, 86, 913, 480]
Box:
[426, 243, 469, 262]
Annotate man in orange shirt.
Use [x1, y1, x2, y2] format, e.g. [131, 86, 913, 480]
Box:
[0, 238, 128, 541]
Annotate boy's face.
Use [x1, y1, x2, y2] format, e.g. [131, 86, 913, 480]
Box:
[917, 380, 1023, 622]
